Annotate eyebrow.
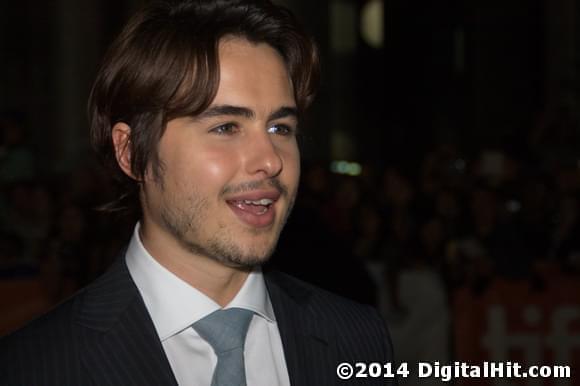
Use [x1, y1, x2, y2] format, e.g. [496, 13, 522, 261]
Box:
[196, 104, 298, 122]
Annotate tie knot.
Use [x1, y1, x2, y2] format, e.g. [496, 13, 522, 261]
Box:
[193, 308, 254, 354]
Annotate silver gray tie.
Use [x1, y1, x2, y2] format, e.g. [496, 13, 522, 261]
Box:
[192, 308, 254, 386]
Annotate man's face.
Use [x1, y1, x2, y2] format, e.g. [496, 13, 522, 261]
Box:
[140, 37, 300, 268]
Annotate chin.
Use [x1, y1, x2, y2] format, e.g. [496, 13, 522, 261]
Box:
[195, 234, 279, 270]
[222, 250, 274, 270]
[238, 243, 277, 264]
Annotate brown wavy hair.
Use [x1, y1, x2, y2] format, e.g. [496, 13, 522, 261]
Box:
[88, 0, 319, 214]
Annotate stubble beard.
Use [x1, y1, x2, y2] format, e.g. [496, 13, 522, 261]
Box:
[156, 180, 296, 270]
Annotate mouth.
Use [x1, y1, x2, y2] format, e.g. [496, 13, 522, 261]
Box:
[225, 191, 281, 228]
[228, 198, 275, 215]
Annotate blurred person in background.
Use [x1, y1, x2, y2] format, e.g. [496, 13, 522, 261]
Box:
[550, 195, 580, 273]
[0, 111, 36, 185]
[0, 181, 54, 263]
[273, 169, 377, 305]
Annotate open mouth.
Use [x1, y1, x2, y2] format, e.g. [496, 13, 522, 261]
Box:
[228, 198, 274, 215]
[225, 192, 280, 228]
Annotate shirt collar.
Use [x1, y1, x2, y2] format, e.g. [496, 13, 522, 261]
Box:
[125, 224, 276, 341]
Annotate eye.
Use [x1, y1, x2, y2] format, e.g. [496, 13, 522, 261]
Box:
[210, 123, 238, 135]
[267, 124, 295, 136]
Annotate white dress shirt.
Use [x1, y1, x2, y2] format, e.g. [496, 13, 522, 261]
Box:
[125, 225, 290, 386]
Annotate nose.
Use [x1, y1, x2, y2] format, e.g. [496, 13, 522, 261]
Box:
[243, 131, 283, 178]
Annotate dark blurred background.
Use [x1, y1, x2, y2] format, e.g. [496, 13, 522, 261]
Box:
[1, 0, 579, 384]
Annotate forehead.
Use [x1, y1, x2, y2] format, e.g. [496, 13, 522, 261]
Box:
[212, 37, 296, 110]
[218, 36, 287, 70]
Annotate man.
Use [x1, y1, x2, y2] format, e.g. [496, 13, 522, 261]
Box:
[0, 1, 395, 385]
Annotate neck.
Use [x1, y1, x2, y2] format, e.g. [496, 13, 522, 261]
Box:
[139, 221, 250, 307]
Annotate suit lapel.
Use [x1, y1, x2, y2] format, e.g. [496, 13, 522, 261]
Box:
[265, 271, 339, 386]
[71, 259, 340, 385]
[75, 258, 178, 386]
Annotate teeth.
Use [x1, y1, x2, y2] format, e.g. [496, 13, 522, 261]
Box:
[243, 198, 273, 205]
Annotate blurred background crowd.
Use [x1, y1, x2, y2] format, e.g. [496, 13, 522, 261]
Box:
[276, 137, 580, 300]
[1, 0, 579, 384]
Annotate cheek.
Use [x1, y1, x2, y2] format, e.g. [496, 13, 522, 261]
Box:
[188, 149, 240, 188]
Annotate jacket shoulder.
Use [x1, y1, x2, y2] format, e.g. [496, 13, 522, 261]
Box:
[0, 291, 85, 385]
[267, 270, 381, 317]
[265, 270, 394, 360]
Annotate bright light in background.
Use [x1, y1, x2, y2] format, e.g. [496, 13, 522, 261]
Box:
[361, 0, 384, 48]
[330, 0, 357, 54]
[330, 160, 363, 176]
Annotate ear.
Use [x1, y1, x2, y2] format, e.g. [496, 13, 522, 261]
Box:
[112, 122, 137, 180]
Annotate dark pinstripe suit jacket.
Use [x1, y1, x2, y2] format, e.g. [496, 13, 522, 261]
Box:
[0, 256, 395, 385]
